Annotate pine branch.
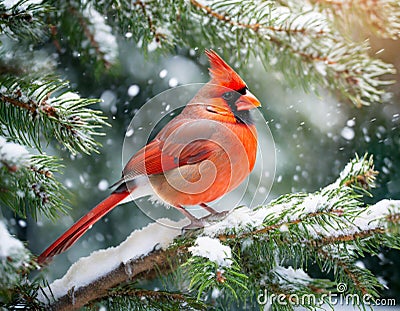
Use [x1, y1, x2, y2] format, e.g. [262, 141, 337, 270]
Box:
[134, 0, 167, 46]
[0, 137, 69, 220]
[190, 0, 328, 36]
[185, 0, 395, 107]
[38, 0, 397, 106]
[69, 4, 117, 68]
[315, 246, 379, 297]
[38, 155, 400, 310]
[260, 267, 336, 310]
[48, 1, 119, 74]
[0, 75, 108, 155]
[0, 221, 31, 288]
[0, 0, 51, 42]
[0, 220, 44, 309]
[219, 154, 378, 242]
[89, 0, 398, 106]
[311, 0, 400, 39]
[92, 0, 174, 53]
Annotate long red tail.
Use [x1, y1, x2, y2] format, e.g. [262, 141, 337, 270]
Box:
[37, 191, 129, 264]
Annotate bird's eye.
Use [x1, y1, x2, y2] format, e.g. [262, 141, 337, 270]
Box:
[222, 91, 234, 101]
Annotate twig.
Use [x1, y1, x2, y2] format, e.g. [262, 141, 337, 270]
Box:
[68, 6, 112, 69]
[311, 0, 400, 39]
[134, 0, 166, 43]
[190, 0, 326, 35]
[50, 25, 62, 53]
[317, 247, 369, 295]
[309, 212, 400, 247]
[89, 288, 193, 308]
[219, 209, 343, 241]
[0, 94, 57, 118]
[0, 92, 81, 137]
[309, 227, 386, 247]
[0, 12, 33, 22]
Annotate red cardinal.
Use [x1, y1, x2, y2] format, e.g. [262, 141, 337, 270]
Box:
[37, 50, 261, 264]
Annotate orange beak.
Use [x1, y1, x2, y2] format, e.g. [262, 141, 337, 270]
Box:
[236, 90, 261, 111]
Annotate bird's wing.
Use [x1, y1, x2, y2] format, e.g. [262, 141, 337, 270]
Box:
[122, 118, 218, 181]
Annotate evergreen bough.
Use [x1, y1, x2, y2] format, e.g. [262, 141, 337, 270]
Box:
[33, 155, 400, 311]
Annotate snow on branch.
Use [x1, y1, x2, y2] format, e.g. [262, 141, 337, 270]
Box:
[0, 135, 29, 170]
[48, 2, 119, 71]
[78, 4, 118, 67]
[311, 0, 400, 39]
[38, 219, 185, 308]
[93, 0, 395, 107]
[189, 236, 233, 268]
[0, 136, 68, 220]
[48, 0, 397, 106]
[39, 155, 400, 310]
[188, 0, 396, 107]
[0, 75, 108, 154]
[0, 0, 50, 41]
[0, 220, 31, 288]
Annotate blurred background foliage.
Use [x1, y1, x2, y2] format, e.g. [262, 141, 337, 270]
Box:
[1, 0, 400, 305]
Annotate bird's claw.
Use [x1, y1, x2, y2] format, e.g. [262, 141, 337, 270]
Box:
[182, 210, 230, 231]
[182, 219, 206, 231]
[204, 210, 229, 221]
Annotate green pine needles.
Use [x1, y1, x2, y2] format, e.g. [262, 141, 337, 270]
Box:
[0, 150, 68, 220]
[90, 0, 397, 106]
[0, 75, 107, 154]
[33, 155, 400, 311]
[0, 0, 51, 42]
[166, 154, 399, 310]
[0, 74, 108, 219]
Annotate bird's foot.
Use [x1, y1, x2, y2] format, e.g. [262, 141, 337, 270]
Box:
[201, 210, 229, 222]
[182, 210, 230, 231]
[182, 218, 206, 230]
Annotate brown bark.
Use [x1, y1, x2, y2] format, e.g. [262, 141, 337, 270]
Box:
[48, 246, 188, 311]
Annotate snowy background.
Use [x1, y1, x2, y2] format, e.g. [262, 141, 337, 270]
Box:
[2, 23, 399, 306]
